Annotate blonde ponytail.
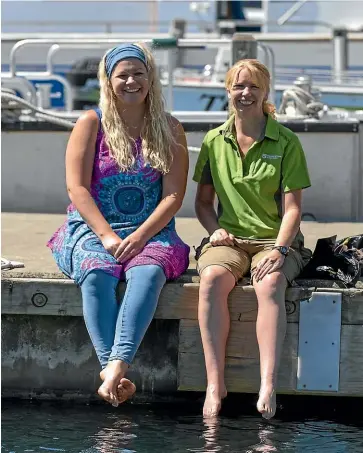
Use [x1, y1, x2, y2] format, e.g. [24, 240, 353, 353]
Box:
[263, 100, 276, 119]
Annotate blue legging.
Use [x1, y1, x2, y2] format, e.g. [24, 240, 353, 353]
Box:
[80, 265, 166, 369]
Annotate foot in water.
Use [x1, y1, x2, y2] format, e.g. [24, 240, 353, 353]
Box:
[98, 362, 130, 407]
[203, 384, 227, 418]
[257, 384, 276, 419]
[116, 378, 136, 403]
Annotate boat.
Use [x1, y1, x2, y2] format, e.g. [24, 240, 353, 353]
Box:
[2, 0, 363, 110]
[2, 78, 363, 222]
[2, 31, 363, 111]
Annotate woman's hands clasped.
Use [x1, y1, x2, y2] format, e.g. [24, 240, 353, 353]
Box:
[209, 228, 235, 246]
[101, 232, 147, 263]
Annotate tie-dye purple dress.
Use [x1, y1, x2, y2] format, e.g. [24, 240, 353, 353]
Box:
[47, 112, 190, 285]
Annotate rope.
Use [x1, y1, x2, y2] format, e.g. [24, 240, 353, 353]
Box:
[1, 90, 75, 129]
[2, 90, 203, 154]
[278, 85, 325, 117]
[1, 258, 25, 271]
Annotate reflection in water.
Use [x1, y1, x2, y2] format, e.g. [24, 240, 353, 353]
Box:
[2, 401, 363, 453]
[90, 417, 138, 453]
[200, 418, 221, 452]
[246, 426, 278, 452]
[197, 419, 278, 453]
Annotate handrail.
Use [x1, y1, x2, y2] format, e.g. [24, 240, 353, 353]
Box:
[10, 39, 158, 110]
[260, 43, 276, 105]
[9, 36, 287, 111]
[9, 37, 235, 76]
[9, 37, 238, 111]
[9, 39, 146, 77]
[46, 44, 60, 74]
[2, 19, 335, 32]
[257, 42, 276, 104]
[46, 43, 120, 74]
[44, 40, 181, 110]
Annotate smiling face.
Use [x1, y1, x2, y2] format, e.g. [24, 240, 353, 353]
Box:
[110, 58, 149, 106]
[228, 68, 268, 117]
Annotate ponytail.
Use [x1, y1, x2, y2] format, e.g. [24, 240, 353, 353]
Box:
[263, 100, 276, 119]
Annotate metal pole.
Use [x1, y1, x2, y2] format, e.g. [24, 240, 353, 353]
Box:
[265, 44, 276, 106]
[333, 28, 348, 84]
[46, 44, 60, 74]
[151, 38, 178, 111]
[231, 33, 257, 65]
[257, 42, 275, 106]
[167, 49, 174, 111]
[277, 0, 309, 26]
[150, 0, 159, 32]
[169, 18, 186, 68]
[262, 0, 270, 33]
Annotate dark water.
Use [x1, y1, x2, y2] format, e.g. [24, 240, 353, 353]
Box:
[2, 398, 363, 453]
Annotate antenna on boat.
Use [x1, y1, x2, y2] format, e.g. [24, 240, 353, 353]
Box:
[277, 0, 309, 26]
[189, 2, 212, 33]
[150, 0, 159, 32]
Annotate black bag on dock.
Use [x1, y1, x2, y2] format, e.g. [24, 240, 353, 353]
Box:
[300, 234, 363, 287]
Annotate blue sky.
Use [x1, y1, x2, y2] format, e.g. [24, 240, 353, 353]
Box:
[2, 1, 361, 34]
[1, 1, 217, 33]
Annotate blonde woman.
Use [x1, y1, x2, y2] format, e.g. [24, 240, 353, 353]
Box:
[48, 43, 189, 406]
[193, 59, 312, 419]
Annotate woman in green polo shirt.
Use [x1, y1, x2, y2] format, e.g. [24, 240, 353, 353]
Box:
[193, 59, 312, 420]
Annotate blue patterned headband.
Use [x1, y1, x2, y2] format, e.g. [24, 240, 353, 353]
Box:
[105, 44, 147, 78]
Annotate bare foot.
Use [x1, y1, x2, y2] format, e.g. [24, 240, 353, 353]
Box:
[98, 363, 125, 407]
[257, 384, 276, 419]
[116, 378, 136, 403]
[203, 384, 227, 418]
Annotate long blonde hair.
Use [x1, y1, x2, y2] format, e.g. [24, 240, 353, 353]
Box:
[98, 42, 176, 173]
[225, 59, 276, 119]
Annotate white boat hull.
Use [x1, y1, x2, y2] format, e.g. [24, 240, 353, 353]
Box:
[2, 115, 363, 222]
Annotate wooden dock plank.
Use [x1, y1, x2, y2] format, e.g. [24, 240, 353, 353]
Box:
[339, 325, 363, 394]
[178, 320, 298, 393]
[2, 276, 363, 397]
[178, 320, 363, 396]
[3, 278, 363, 324]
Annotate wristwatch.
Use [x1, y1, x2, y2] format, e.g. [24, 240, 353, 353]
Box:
[273, 245, 289, 256]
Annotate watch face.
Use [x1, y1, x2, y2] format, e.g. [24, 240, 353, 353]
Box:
[275, 246, 288, 255]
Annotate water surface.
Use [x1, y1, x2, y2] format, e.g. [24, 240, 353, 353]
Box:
[2, 399, 363, 453]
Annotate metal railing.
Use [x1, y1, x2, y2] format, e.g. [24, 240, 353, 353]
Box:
[2, 19, 338, 33]
[5, 37, 240, 111]
[11, 34, 363, 112]
[257, 42, 275, 105]
[4, 34, 363, 113]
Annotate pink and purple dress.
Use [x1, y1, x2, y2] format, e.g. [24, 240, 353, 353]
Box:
[47, 112, 190, 285]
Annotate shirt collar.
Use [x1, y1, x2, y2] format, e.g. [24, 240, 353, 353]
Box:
[218, 115, 235, 139]
[264, 114, 280, 141]
[219, 114, 280, 141]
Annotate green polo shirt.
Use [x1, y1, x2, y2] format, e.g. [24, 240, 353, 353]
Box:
[193, 114, 311, 239]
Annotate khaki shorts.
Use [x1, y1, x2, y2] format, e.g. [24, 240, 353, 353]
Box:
[195, 236, 312, 284]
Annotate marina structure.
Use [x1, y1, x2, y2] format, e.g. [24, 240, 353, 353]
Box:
[2, 1, 363, 110]
[2, 1, 363, 403]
